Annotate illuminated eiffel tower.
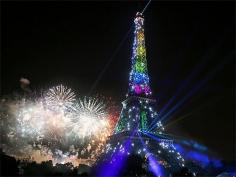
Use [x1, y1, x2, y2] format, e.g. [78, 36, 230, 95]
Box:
[103, 12, 188, 174]
[114, 12, 157, 134]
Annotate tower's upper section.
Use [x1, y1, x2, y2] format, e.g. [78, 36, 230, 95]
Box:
[128, 12, 152, 98]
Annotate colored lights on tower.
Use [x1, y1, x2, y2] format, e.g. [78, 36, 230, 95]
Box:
[129, 13, 152, 96]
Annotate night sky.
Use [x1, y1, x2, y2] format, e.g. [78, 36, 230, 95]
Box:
[1, 1, 235, 161]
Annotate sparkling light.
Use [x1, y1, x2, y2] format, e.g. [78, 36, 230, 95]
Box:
[44, 85, 76, 112]
[129, 12, 152, 96]
[0, 87, 118, 167]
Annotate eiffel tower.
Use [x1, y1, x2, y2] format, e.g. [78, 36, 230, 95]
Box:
[103, 12, 189, 175]
[114, 12, 158, 134]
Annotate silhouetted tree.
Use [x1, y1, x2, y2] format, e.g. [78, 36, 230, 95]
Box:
[0, 149, 19, 176]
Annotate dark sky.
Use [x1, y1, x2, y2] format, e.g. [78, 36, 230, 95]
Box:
[1, 1, 235, 161]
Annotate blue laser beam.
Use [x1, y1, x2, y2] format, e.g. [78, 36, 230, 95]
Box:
[149, 53, 233, 131]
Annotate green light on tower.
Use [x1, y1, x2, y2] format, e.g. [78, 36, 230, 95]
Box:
[141, 110, 147, 130]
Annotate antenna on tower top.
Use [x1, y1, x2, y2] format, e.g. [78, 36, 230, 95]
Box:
[141, 0, 152, 14]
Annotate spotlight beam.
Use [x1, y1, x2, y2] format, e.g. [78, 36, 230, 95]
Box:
[149, 43, 230, 130]
[137, 132, 163, 177]
[149, 54, 232, 132]
[163, 96, 223, 129]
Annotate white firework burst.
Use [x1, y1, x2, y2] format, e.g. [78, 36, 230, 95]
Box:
[71, 97, 110, 139]
[45, 85, 76, 112]
[75, 96, 106, 118]
[0, 92, 114, 166]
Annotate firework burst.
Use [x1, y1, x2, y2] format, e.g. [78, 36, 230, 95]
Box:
[70, 97, 111, 140]
[0, 88, 120, 167]
[75, 96, 107, 117]
[44, 85, 76, 112]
